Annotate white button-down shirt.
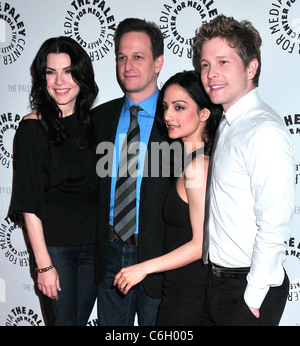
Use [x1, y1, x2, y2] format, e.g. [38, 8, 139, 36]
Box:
[208, 88, 295, 309]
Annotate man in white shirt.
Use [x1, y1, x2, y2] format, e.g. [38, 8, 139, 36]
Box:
[194, 15, 295, 326]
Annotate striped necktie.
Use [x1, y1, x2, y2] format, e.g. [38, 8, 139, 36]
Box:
[113, 105, 142, 242]
[203, 114, 227, 262]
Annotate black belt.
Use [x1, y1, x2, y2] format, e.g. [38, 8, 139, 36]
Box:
[209, 262, 249, 279]
[109, 227, 138, 245]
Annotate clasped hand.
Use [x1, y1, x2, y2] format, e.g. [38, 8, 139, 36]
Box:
[113, 263, 147, 295]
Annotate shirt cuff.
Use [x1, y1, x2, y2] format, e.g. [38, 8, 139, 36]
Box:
[244, 284, 270, 309]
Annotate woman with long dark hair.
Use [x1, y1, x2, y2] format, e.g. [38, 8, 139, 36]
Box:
[10, 36, 99, 326]
[114, 70, 222, 325]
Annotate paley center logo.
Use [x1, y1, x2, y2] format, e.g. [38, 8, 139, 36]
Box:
[285, 237, 300, 304]
[5, 306, 43, 326]
[0, 112, 21, 169]
[0, 2, 26, 65]
[0, 215, 29, 267]
[269, 0, 300, 54]
[283, 112, 300, 135]
[159, 0, 218, 59]
[283, 113, 300, 185]
[63, 0, 116, 61]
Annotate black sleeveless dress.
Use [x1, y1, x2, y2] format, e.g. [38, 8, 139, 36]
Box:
[156, 150, 208, 326]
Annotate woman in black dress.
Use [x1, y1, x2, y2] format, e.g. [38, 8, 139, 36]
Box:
[10, 37, 99, 325]
[114, 70, 222, 325]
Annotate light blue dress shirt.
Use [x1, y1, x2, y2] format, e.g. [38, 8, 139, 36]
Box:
[109, 90, 159, 233]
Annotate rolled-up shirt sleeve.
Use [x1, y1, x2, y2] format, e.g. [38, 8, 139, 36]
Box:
[244, 123, 295, 309]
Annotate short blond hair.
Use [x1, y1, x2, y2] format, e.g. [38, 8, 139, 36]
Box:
[194, 15, 262, 87]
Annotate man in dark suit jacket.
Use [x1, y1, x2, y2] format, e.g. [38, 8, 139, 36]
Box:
[93, 18, 172, 326]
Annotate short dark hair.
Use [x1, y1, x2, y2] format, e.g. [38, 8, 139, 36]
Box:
[194, 15, 262, 87]
[115, 18, 164, 60]
[156, 70, 223, 156]
[30, 36, 98, 147]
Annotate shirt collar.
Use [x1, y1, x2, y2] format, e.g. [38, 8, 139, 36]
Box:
[124, 89, 159, 118]
[225, 88, 260, 125]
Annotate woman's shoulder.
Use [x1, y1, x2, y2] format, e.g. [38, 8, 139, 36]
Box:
[184, 148, 209, 168]
[16, 112, 43, 139]
[184, 151, 209, 187]
[23, 112, 39, 120]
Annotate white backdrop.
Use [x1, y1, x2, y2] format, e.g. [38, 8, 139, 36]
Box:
[0, 0, 299, 326]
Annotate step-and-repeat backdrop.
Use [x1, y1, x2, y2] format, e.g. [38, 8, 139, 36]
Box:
[0, 0, 299, 326]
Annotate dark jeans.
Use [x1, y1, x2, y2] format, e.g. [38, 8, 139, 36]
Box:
[98, 237, 161, 326]
[203, 267, 289, 326]
[41, 244, 98, 326]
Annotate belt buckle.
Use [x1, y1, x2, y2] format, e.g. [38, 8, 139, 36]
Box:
[212, 265, 221, 278]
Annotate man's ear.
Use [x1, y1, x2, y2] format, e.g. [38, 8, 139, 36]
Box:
[248, 58, 259, 81]
[155, 55, 164, 74]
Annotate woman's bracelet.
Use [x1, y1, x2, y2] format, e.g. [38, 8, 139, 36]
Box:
[35, 265, 54, 273]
